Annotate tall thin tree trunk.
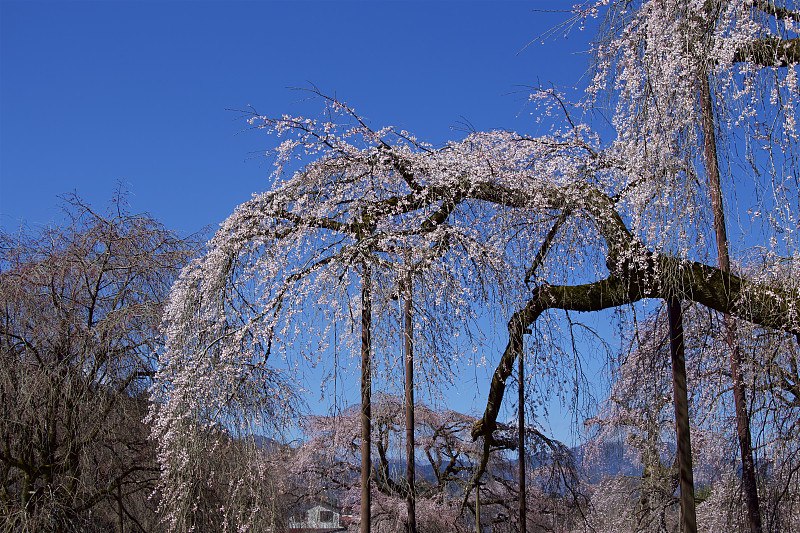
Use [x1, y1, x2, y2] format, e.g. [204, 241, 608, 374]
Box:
[475, 484, 481, 533]
[669, 298, 697, 533]
[700, 74, 762, 533]
[361, 263, 372, 533]
[518, 347, 526, 533]
[118, 480, 124, 533]
[403, 271, 417, 533]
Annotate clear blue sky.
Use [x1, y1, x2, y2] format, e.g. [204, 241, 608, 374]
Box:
[1, 0, 600, 442]
[1, 0, 595, 235]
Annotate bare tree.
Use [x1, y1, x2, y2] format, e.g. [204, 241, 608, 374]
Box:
[0, 192, 197, 532]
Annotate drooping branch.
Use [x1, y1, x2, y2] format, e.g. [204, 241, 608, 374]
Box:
[524, 208, 571, 285]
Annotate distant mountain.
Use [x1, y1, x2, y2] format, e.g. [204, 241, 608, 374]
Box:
[350, 442, 645, 485]
[249, 432, 646, 485]
[376, 459, 448, 484]
[571, 440, 642, 483]
[251, 434, 284, 452]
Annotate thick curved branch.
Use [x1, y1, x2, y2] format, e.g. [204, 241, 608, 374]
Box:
[471, 275, 642, 442]
[468, 184, 800, 483]
[474, 251, 800, 439]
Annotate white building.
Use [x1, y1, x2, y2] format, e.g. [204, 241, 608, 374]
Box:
[287, 503, 346, 532]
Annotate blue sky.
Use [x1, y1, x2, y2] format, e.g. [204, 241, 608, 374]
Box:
[1, 0, 601, 443]
[1, 1, 595, 235]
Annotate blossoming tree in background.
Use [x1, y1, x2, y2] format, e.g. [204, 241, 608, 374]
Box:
[285, 395, 582, 533]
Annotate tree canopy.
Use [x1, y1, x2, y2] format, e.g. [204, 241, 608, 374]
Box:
[152, 1, 800, 531]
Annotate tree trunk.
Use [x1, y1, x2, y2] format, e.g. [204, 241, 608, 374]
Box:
[361, 263, 372, 533]
[700, 73, 762, 533]
[668, 298, 697, 533]
[475, 484, 481, 533]
[518, 347, 526, 533]
[403, 271, 417, 533]
[118, 481, 124, 533]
